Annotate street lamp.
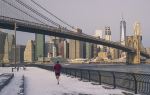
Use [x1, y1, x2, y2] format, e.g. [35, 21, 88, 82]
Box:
[14, 24, 20, 71]
[14, 23, 16, 67]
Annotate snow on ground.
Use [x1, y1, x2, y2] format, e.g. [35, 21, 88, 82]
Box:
[25, 67, 126, 95]
[0, 67, 135, 95]
[0, 67, 23, 95]
[0, 67, 12, 74]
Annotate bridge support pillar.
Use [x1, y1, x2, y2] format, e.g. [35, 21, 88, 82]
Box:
[126, 22, 142, 64]
[126, 35, 141, 64]
[126, 52, 140, 64]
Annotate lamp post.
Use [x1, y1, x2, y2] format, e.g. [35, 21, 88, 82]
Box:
[14, 23, 17, 68]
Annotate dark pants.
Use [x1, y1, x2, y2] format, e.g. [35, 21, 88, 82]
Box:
[55, 72, 60, 76]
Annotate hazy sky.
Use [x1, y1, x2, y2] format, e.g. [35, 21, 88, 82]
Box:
[13, 0, 150, 47]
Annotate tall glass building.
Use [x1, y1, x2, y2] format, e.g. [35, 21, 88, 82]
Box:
[120, 17, 126, 58]
[35, 34, 45, 61]
[120, 17, 126, 45]
[86, 42, 92, 59]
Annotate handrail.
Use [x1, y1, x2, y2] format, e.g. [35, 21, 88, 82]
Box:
[34, 64, 150, 95]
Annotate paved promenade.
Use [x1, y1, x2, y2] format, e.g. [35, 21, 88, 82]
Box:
[0, 67, 136, 95]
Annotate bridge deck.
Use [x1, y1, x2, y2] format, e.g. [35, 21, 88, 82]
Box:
[0, 16, 136, 53]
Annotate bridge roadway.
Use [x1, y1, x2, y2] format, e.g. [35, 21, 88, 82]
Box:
[0, 16, 149, 58]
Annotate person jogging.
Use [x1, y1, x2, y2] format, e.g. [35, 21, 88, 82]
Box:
[53, 61, 62, 85]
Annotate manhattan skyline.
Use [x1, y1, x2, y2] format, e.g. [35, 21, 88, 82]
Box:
[3, 0, 150, 47]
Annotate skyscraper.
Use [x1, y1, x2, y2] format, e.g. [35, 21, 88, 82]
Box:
[0, 31, 7, 62]
[86, 42, 92, 59]
[69, 29, 84, 59]
[24, 40, 35, 62]
[16, 45, 25, 63]
[3, 33, 15, 63]
[120, 17, 126, 45]
[45, 42, 54, 58]
[35, 34, 45, 61]
[95, 29, 103, 52]
[58, 38, 65, 57]
[104, 26, 112, 59]
[52, 37, 63, 57]
[69, 40, 84, 59]
[64, 40, 69, 59]
[91, 43, 98, 58]
[104, 26, 111, 41]
[104, 26, 111, 52]
[47, 36, 55, 58]
[120, 17, 126, 58]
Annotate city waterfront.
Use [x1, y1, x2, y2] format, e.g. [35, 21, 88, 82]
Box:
[1, 0, 150, 95]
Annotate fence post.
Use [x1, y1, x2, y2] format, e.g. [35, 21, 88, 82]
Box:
[80, 69, 82, 80]
[61, 68, 64, 74]
[112, 72, 116, 89]
[98, 71, 101, 85]
[12, 67, 13, 72]
[69, 68, 70, 75]
[65, 68, 67, 75]
[75, 69, 76, 78]
[51, 66, 52, 71]
[88, 70, 91, 82]
[67, 68, 69, 75]
[70, 69, 71, 76]
[66, 68, 68, 75]
[51, 66, 53, 71]
[132, 74, 137, 94]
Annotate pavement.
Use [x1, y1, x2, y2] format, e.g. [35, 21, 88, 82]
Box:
[0, 67, 135, 95]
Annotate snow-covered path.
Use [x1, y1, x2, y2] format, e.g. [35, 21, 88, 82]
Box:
[25, 67, 124, 95]
[0, 67, 23, 95]
[0, 73, 22, 95]
[0, 67, 132, 95]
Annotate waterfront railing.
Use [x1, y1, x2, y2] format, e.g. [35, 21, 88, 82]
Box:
[33, 64, 150, 95]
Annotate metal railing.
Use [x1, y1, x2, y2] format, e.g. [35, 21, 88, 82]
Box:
[34, 64, 150, 95]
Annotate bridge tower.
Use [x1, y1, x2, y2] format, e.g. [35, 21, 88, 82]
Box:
[126, 22, 142, 64]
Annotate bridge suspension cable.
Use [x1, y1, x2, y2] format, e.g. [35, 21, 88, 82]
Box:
[1, 0, 46, 25]
[15, 0, 65, 28]
[30, 0, 77, 30]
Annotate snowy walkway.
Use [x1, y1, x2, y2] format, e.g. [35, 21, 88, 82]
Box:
[0, 67, 133, 95]
[0, 67, 23, 95]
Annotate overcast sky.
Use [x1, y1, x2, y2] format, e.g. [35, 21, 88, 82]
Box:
[12, 0, 150, 47]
